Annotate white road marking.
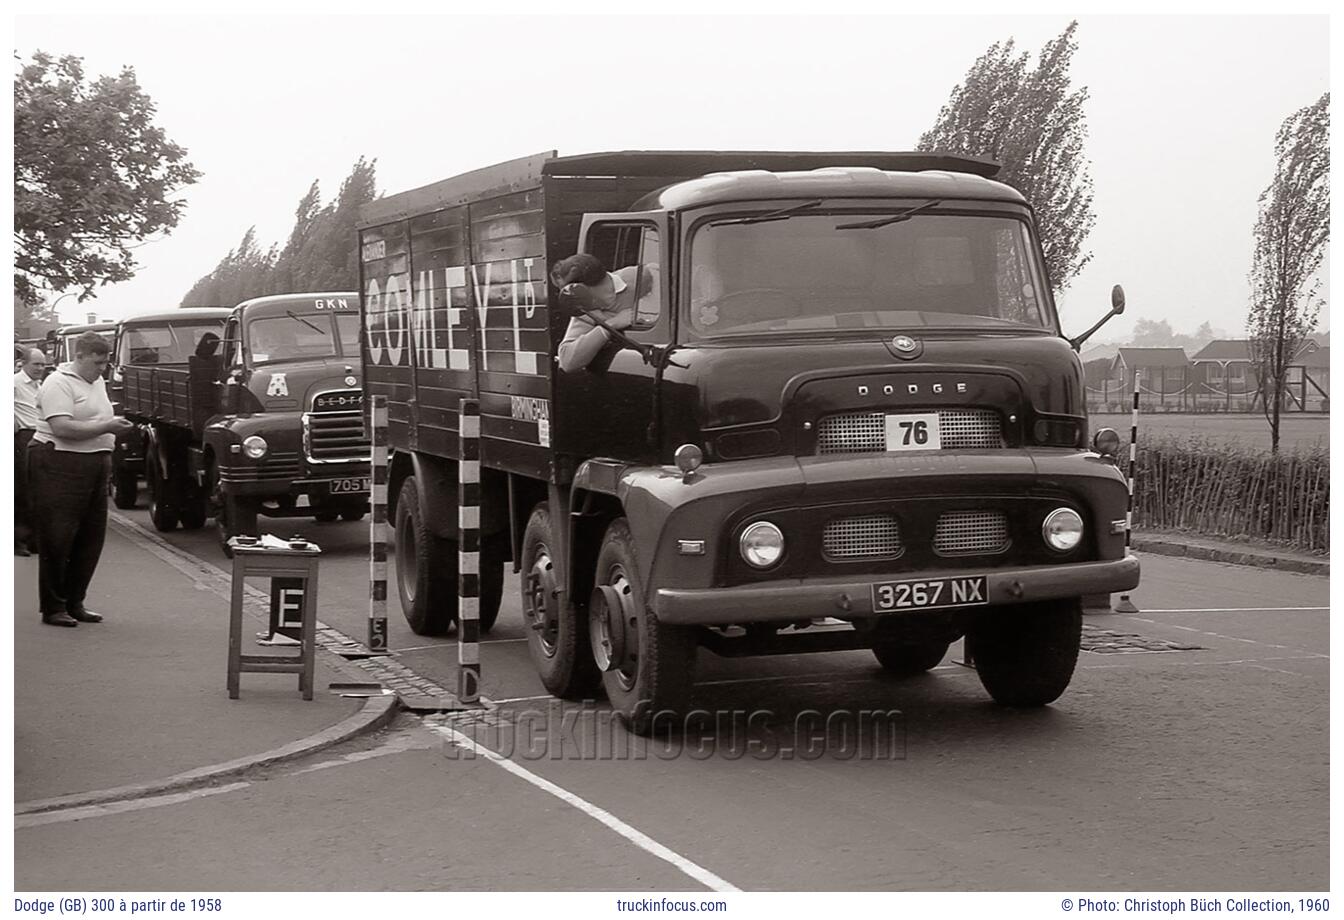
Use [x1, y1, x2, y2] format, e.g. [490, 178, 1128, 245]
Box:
[491, 694, 559, 704]
[394, 638, 529, 653]
[1083, 654, 1325, 671]
[16, 783, 252, 829]
[428, 722, 740, 893]
[1127, 606, 1328, 613]
[1122, 614, 1328, 659]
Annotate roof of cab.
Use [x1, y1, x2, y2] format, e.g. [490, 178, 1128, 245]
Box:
[235, 292, 358, 313]
[637, 166, 1027, 211]
[117, 307, 233, 326]
[56, 322, 118, 335]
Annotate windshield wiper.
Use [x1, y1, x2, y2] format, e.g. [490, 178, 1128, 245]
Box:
[286, 311, 325, 334]
[711, 200, 824, 226]
[835, 199, 943, 230]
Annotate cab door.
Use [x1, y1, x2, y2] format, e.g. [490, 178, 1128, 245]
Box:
[552, 211, 671, 464]
[217, 313, 245, 416]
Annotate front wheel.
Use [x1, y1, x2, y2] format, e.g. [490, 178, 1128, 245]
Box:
[520, 504, 600, 699]
[872, 638, 950, 677]
[590, 518, 697, 735]
[969, 598, 1082, 707]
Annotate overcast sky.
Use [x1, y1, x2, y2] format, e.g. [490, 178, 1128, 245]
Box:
[13, 13, 1331, 340]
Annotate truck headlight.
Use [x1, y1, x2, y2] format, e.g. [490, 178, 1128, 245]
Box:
[242, 435, 268, 459]
[1092, 427, 1121, 458]
[740, 521, 784, 568]
[1042, 507, 1084, 552]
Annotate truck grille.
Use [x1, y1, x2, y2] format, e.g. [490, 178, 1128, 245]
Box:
[823, 514, 903, 560]
[303, 390, 370, 464]
[933, 511, 1010, 556]
[816, 409, 1003, 454]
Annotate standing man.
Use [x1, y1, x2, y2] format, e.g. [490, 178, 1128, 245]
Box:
[30, 332, 133, 627]
[14, 347, 46, 556]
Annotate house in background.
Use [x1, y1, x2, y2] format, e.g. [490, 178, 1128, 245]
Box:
[1107, 347, 1192, 409]
[1190, 339, 1257, 410]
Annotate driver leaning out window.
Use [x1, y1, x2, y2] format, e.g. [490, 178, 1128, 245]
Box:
[552, 253, 656, 372]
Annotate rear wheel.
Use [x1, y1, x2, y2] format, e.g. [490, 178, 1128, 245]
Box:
[872, 638, 950, 676]
[112, 467, 138, 510]
[970, 598, 1082, 707]
[146, 451, 178, 532]
[590, 518, 697, 735]
[394, 477, 457, 636]
[339, 508, 366, 522]
[520, 504, 600, 699]
[313, 510, 340, 523]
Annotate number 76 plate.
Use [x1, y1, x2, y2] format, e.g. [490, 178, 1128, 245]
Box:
[872, 575, 989, 612]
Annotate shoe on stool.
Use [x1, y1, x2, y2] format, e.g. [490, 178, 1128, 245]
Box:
[69, 609, 103, 623]
[43, 613, 78, 627]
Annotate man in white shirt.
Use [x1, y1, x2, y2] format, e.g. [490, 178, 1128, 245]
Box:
[14, 347, 46, 556]
[551, 253, 658, 373]
[30, 332, 132, 627]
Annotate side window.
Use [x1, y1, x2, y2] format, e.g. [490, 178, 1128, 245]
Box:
[222, 318, 242, 368]
[583, 222, 662, 332]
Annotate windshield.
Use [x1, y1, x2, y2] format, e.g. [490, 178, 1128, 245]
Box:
[60, 331, 113, 361]
[687, 212, 1052, 337]
[246, 312, 358, 365]
[117, 323, 223, 366]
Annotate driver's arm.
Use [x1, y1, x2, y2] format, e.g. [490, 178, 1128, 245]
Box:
[557, 316, 613, 373]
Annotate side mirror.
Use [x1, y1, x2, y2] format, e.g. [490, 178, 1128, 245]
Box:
[1070, 284, 1127, 350]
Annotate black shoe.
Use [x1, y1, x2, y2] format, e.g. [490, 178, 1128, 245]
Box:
[69, 609, 103, 624]
[42, 613, 78, 627]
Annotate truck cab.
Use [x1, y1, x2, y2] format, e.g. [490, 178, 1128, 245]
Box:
[203, 292, 370, 547]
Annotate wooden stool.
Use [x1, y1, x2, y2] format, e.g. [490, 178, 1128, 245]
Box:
[227, 537, 321, 700]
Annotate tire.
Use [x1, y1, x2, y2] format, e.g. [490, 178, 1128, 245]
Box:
[209, 460, 257, 557]
[339, 509, 366, 522]
[146, 451, 178, 532]
[394, 477, 457, 636]
[872, 638, 950, 676]
[590, 518, 697, 735]
[970, 598, 1083, 707]
[178, 496, 208, 531]
[520, 504, 600, 699]
[112, 468, 138, 510]
[314, 510, 340, 523]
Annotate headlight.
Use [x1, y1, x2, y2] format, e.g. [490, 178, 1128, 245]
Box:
[739, 521, 784, 568]
[242, 435, 268, 459]
[1092, 427, 1121, 458]
[1042, 507, 1084, 552]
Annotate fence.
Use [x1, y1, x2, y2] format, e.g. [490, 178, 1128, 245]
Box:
[1133, 437, 1329, 553]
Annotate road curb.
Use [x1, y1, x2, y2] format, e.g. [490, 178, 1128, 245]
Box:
[15, 692, 400, 817]
[1133, 535, 1329, 576]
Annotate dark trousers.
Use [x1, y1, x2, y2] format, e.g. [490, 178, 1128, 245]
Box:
[14, 428, 36, 549]
[29, 442, 110, 618]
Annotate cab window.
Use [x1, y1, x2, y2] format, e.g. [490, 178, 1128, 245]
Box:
[583, 222, 662, 331]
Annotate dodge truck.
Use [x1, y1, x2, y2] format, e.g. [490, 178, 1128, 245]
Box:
[358, 150, 1139, 733]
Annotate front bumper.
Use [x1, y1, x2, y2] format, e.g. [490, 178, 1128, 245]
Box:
[654, 556, 1140, 626]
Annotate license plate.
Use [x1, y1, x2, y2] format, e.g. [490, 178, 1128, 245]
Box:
[328, 478, 370, 494]
[884, 412, 941, 451]
[871, 575, 988, 612]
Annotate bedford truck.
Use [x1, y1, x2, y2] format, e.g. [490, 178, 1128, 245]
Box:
[358, 150, 1139, 734]
[121, 294, 371, 552]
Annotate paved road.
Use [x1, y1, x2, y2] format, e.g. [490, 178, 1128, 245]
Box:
[16, 499, 1329, 891]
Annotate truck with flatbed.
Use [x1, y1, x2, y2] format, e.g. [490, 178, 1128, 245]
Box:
[121, 294, 370, 551]
[358, 149, 1140, 733]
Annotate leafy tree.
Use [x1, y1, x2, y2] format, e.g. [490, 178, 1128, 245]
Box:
[1247, 93, 1329, 454]
[14, 52, 200, 306]
[918, 21, 1096, 291]
[181, 158, 376, 305]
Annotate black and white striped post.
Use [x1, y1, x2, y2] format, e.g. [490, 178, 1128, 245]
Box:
[367, 394, 390, 653]
[457, 399, 482, 703]
[1114, 369, 1141, 614]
